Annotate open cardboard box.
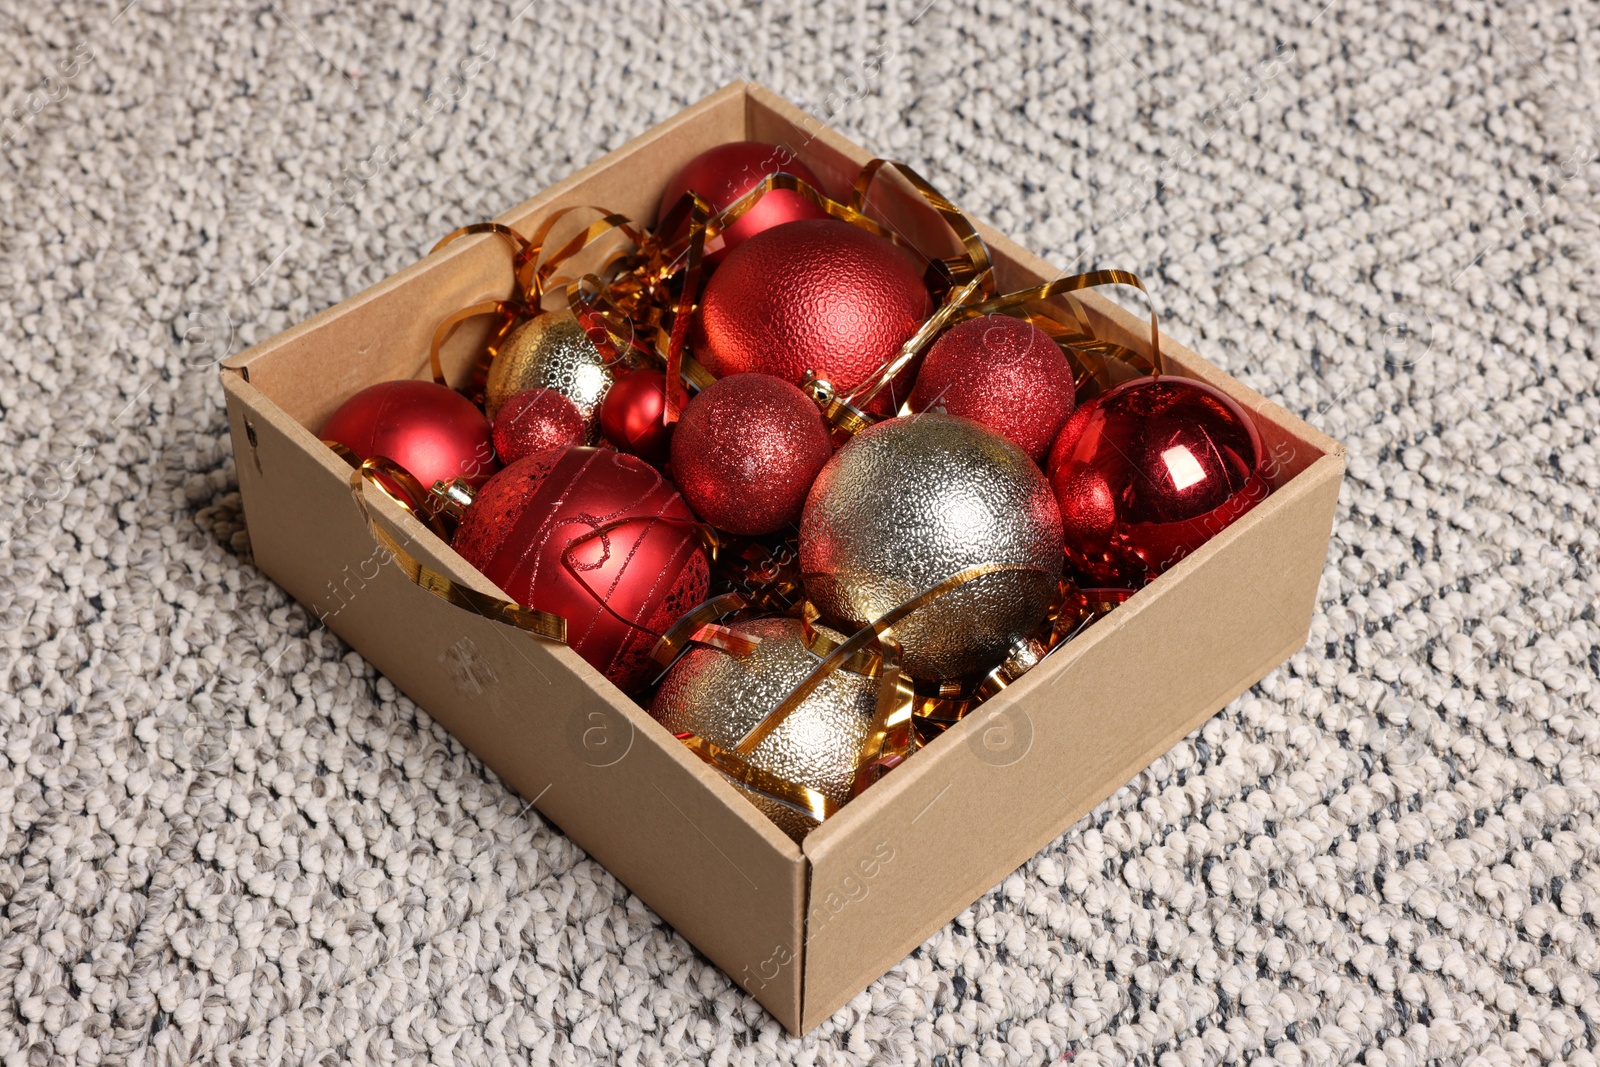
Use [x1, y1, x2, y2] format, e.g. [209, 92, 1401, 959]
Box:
[220, 82, 1344, 1034]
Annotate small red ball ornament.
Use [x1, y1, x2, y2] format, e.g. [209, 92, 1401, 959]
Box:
[598, 369, 673, 464]
[658, 141, 829, 264]
[1048, 376, 1269, 585]
[910, 315, 1075, 462]
[695, 219, 932, 414]
[452, 448, 709, 693]
[670, 373, 833, 536]
[321, 379, 497, 488]
[492, 388, 586, 464]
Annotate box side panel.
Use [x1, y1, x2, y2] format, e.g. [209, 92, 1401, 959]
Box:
[222, 368, 807, 1029]
[798, 451, 1344, 1030]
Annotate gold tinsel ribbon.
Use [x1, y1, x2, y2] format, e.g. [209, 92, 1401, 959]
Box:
[340, 457, 567, 643]
[734, 562, 1050, 757]
[419, 163, 999, 426]
[844, 268, 1167, 417]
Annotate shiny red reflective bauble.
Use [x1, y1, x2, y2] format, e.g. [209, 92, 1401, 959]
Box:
[910, 315, 1075, 462]
[1047, 376, 1269, 585]
[452, 448, 709, 693]
[598, 369, 673, 465]
[670, 373, 833, 536]
[658, 141, 829, 264]
[492, 388, 586, 465]
[322, 379, 497, 488]
[695, 219, 932, 414]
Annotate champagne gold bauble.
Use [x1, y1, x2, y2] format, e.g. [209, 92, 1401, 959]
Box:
[484, 309, 615, 436]
[650, 617, 877, 841]
[799, 413, 1064, 680]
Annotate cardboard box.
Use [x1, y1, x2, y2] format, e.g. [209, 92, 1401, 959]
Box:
[220, 82, 1344, 1034]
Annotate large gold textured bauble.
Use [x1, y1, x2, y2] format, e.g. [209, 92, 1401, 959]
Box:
[484, 309, 615, 436]
[799, 413, 1064, 680]
[650, 617, 877, 841]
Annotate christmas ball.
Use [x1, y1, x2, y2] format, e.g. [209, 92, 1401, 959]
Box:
[657, 141, 829, 264]
[1047, 376, 1268, 584]
[492, 388, 586, 464]
[910, 315, 1075, 462]
[453, 447, 709, 693]
[650, 616, 877, 841]
[597, 368, 673, 464]
[484, 309, 616, 434]
[670, 373, 833, 536]
[321, 378, 497, 489]
[695, 218, 932, 414]
[799, 413, 1063, 680]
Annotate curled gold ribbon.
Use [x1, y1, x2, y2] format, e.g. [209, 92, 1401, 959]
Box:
[952, 269, 1166, 383]
[648, 592, 755, 670]
[345, 460, 567, 643]
[735, 562, 1049, 756]
[676, 732, 837, 825]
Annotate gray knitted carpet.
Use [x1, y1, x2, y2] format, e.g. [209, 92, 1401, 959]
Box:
[4, 0, 1598, 1062]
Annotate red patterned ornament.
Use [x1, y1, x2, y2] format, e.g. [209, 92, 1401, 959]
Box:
[492, 388, 586, 464]
[1047, 376, 1269, 585]
[598, 368, 673, 465]
[322, 378, 497, 488]
[695, 219, 932, 414]
[658, 141, 829, 264]
[452, 448, 710, 692]
[670, 373, 833, 536]
[910, 315, 1075, 462]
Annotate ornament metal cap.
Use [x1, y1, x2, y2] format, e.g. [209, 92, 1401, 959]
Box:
[975, 635, 1049, 700]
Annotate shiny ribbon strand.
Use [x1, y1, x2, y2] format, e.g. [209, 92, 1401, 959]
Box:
[733, 562, 1049, 757]
[344, 459, 567, 643]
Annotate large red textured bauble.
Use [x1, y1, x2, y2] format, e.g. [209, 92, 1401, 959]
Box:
[492, 388, 586, 465]
[322, 379, 497, 488]
[695, 219, 933, 414]
[670, 373, 833, 536]
[598, 369, 673, 465]
[658, 141, 829, 264]
[1048, 376, 1269, 585]
[452, 448, 709, 693]
[910, 315, 1075, 462]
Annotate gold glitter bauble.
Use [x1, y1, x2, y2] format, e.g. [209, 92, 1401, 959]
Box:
[650, 617, 877, 841]
[484, 309, 615, 437]
[799, 413, 1063, 680]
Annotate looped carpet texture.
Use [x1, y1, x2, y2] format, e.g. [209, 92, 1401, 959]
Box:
[2, 0, 1598, 1063]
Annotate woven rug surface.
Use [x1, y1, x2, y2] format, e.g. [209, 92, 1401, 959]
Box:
[3, 0, 1598, 1063]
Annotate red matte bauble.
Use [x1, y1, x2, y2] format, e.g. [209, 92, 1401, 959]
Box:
[1048, 376, 1269, 584]
[670, 373, 833, 536]
[658, 141, 829, 264]
[452, 448, 709, 693]
[322, 379, 497, 489]
[695, 219, 932, 414]
[598, 369, 673, 464]
[910, 315, 1075, 462]
[493, 388, 587, 465]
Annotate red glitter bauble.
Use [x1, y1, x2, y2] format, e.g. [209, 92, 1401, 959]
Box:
[1047, 376, 1269, 584]
[695, 219, 932, 414]
[658, 141, 829, 265]
[492, 388, 586, 465]
[321, 379, 497, 488]
[452, 448, 709, 693]
[910, 315, 1075, 462]
[670, 373, 833, 536]
[598, 369, 673, 465]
